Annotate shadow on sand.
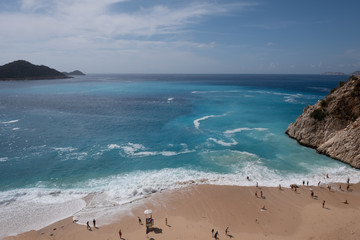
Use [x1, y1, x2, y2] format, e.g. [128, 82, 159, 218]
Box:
[149, 227, 163, 234]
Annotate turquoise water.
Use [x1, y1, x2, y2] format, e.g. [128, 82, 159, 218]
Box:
[0, 74, 358, 238]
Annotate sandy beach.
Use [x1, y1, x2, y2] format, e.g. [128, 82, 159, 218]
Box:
[5, 181, 360, 240]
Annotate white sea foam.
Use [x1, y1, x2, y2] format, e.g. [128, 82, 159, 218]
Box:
[121, 143, 146, 155]
[167, 98, 174, 103]
[108, 144, 122, 150]
[52, 147, 87, 161]
[224, 127, 268, 135]
[208, 137, 238, 147]
[0, 157, 8, 162]
[0, 188, 86, 239]
[52, 147, 77, 152]
[118, 142, 194, 157]
[12, 128, 20, 131]
[194, 114, 226, 129]
[2, 120, 19, 124]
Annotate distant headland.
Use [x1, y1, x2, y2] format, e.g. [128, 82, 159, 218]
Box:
[0, 60, 76, 80]
[322, 72, 346, 75]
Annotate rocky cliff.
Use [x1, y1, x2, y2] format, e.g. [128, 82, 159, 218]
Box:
[286, 75, 360, 168]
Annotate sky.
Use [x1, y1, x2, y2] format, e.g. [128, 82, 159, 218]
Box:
[0, 0, 360, 74]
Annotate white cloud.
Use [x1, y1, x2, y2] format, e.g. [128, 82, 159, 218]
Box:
[0, 0, 249, 72]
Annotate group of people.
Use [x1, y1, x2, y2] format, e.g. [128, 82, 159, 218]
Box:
[211, 227, 231, 239]
[86, 219, 96, 231]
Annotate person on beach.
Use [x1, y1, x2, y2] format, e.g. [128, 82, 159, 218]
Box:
[211, 229, 214, 237]
[343, 200, 348, 204]
[214, 231, 219, 239]
[138, 216, 142, 225]
[318, 181, 321, 187]
[93, 219, 96, 228]
[347, 184, 350, 191]
[260, 191, 263, 198]
[256, 182, 258, 188]
[347, 177, 350, 184]
[86, 221, 91, 231]
[326, 174, 329, 178]
[225, 226, 229, 235]
[303, 180, 305, 186]
[247, 176, 250, 181]
[322, 200, 325, 208]
[119, 229, 122, 239]
[255, 191, 258, 198]
[328, 185, 331, 191]
[279, 184, 281, 190]
[311, 191, 314, 198]
[165, 217, 168, 226]
[307, 181, 309, 186]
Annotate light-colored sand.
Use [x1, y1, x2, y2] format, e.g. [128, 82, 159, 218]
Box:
[5, 182, 360, 240]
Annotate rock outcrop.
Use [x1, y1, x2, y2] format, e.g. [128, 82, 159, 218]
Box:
[286, 75, 360, 168]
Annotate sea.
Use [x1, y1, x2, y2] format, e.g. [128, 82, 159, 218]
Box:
[1, 74, 359, 238]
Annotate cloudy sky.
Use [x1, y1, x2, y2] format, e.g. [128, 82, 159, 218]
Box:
[0, 0, 359, 74]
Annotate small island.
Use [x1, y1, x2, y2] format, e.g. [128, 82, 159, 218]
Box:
[63, 70, 86, 76]
[0, 60, 71, 80]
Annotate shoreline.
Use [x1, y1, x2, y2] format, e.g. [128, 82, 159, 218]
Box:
[5, 181, 360, 240]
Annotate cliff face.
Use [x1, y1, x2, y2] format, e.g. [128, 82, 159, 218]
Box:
[286, 76, 360, 168]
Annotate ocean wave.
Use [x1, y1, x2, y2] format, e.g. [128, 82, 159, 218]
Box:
[224, 127, 268, 135]
[167, 98, 174, 103]
[52, 147, 77, 152]
[107, 144, 122, 150]
[193, 114, 226, 129]
[52, 147, 87, 161]
[208, 137, 238, 147]
[121, 143, 146, 155]
[0, 157, 8, 162]
[0, 188, 86, 239]
[12, 128, 20, 131]
[2, 120, 19, 124]
[106, 142, 195, 158]
[117, 142, 194, 157]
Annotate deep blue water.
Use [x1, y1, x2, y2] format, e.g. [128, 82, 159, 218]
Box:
[0, 74, 358, 237]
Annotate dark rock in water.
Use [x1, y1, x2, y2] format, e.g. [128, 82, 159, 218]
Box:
[286, 75, 360, 168]
[0, 60, 71, 80]
[63, 70, 86, 76]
